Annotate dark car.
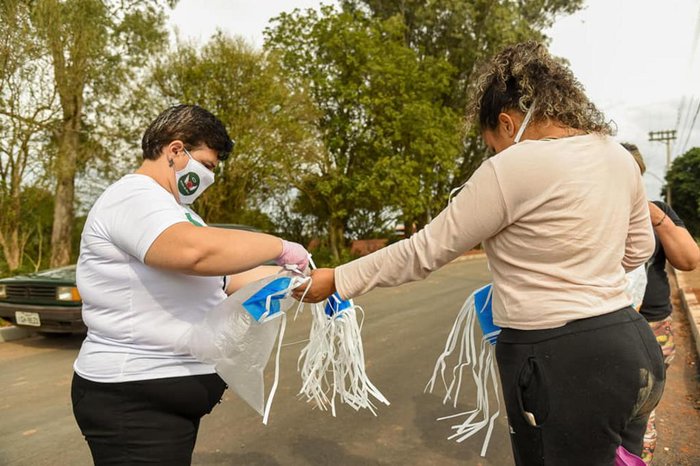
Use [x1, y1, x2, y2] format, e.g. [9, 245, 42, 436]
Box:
[0, 224, 266, 334]
[0, 265, 84, 333]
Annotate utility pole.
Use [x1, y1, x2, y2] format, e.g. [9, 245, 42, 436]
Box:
[648, 130, 677, 206]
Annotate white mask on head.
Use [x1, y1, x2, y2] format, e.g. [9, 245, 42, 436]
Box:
[513, 99, 537, 144]
[174, 148, 215, 205]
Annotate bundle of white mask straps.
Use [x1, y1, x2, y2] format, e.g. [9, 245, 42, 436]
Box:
[425, 285, 500, 457]
[296, 257, 389, 416]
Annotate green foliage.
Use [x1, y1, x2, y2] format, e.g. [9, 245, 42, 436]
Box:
[342, 0, 585, 227]
[665, 147, 700, 237]
[0, 0, 57, 274]
[266, 5, 462, 257]
[30, 0, 175, 266]
[0, 187, 54, 277]
[1, 0, 175, 268]
[150, 33, 320, 232]
[306, 245, 359, 268]
[266, 1, 584, 254]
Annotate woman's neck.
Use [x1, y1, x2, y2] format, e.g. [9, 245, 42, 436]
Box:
[528, 122, 586, 141]
[135, 160, 175, 196]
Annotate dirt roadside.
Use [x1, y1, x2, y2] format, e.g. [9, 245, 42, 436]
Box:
[651, 270, 700, 465]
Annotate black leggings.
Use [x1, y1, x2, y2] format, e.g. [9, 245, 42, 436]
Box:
[495, 307, 665, 466]
[72, 372, 226, 466]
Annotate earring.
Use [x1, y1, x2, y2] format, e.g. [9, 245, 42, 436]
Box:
[168, 158, 174, 167]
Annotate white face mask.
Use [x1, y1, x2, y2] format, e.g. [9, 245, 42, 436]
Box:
[513, 99, 537, 144]
[174, 148, 215, 205]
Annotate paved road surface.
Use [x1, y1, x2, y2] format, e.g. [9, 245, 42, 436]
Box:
[4, 258, 696, 465]
[1, 259, 510, 465]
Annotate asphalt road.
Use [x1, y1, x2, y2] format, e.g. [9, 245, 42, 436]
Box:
[0, 258, 514, 465]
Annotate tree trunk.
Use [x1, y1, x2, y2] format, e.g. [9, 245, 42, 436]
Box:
[328, 216, 345, 263]
[329, 218, 340, 262]
[49, 114, 79, 267]
[0, 228, 21, 272]
[0, 181, 23, 272]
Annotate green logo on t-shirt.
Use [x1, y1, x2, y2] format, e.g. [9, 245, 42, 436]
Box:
[178, 172, 200, 196]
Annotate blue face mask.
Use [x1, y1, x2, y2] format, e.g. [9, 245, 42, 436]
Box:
[242, 277, 293, 321]
[473, 283, 499, 345]
[324, 292, 353, 317]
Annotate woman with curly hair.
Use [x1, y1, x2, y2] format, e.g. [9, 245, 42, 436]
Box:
[296, 41, 664, 465]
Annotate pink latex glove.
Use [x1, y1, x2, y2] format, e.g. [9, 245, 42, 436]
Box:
[275, 240, 309, 271]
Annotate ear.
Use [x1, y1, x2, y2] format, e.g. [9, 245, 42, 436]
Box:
[166, 140, 185, 157]
[497, 112, 515, 138]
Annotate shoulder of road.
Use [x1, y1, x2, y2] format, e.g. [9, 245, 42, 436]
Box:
[675, 266, 700, 359]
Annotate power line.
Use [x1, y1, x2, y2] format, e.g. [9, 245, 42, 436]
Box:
[649, 130, 677, 206]
[673, 96, 688, 154]
[672, 5, 700, 155]
[675, 96, 694, 154]
[679, 98, 700, 155]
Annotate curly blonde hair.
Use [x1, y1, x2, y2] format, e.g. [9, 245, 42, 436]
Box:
[468, 41, 612, 135]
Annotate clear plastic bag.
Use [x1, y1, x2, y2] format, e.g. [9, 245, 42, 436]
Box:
[177, 271, 308, 424]
[625, 265, 648, 311]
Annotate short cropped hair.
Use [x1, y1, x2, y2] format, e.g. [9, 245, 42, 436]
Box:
[621, 142, 646, 175]
[141, 104, 234, 161]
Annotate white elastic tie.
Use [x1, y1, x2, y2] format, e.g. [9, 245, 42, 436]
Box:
[262, 312, 285, 425]
[514, 98, 537, 143]
[261, 273, 308, 425]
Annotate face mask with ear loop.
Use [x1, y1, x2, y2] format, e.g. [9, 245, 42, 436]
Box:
[448, 99, 538, 203]
[513, 98, 537, 144]
[174, 148, 216, 205]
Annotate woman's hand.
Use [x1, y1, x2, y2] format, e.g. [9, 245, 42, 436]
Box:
[275, 240, 310, 271]
[292, 268, 337, 303]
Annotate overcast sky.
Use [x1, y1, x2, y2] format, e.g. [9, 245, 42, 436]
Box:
[168, 0, 700, 200]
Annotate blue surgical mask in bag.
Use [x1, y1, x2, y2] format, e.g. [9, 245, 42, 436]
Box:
[177, 271, 308, 424]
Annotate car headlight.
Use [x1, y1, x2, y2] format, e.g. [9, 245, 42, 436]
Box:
[56, 286, 81, 302]
[0, 285, 6, 299]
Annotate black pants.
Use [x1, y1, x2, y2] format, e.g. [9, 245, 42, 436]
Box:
[72, 372, 226, 466]
[495, 307, 665, 466]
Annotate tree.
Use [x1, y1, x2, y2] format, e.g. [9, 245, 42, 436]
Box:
[266, 6, 460, 259]
[0, 0, 58, 274]
[342, 0, 585, 227]
[29, 0, 176, 267]
[150, 33, 321, 230]
[665, 147, 700, 237]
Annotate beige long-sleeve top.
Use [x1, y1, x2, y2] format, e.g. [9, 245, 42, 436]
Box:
[335, 134, 655, 330]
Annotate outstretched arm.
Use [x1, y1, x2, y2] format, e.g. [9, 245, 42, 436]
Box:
[649, 202, 700, 271]
[295, 161, 508, 303]
[144, 224, 307, 275]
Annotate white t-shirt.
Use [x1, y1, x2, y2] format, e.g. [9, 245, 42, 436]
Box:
[74, 174, 226, 383]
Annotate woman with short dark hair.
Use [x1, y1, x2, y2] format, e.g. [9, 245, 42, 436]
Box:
[297, 42, 664, 465]
[72, 104, 309, 465]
